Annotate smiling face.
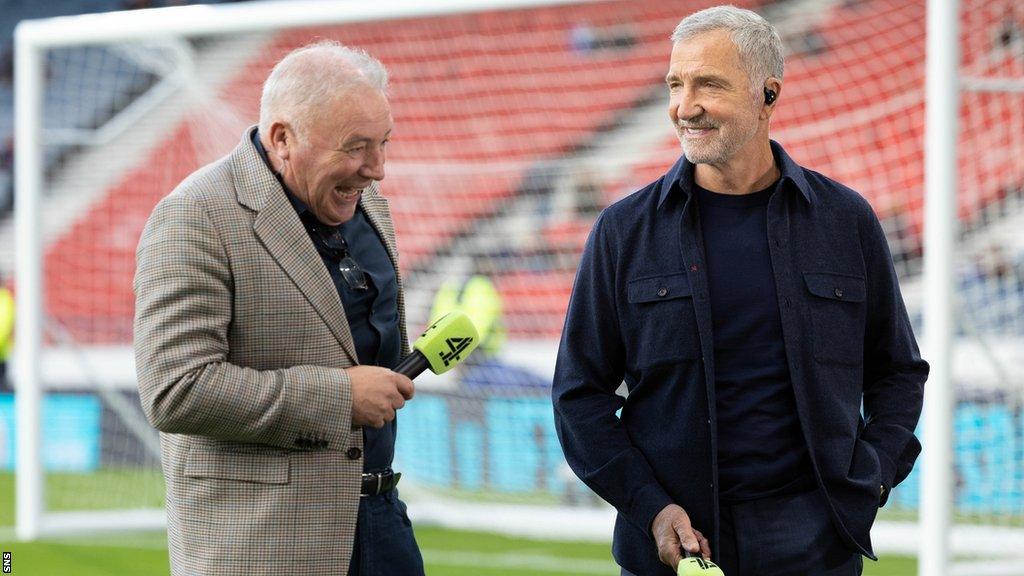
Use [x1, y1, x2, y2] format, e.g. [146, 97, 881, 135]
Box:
[269, 83, 393, 226]
[666, 29, 765, 167]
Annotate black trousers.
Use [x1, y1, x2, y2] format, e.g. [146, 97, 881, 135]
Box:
[623, 489, 862, 576]
[347, 488, 425, 576]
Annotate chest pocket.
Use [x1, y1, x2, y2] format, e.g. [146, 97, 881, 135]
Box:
[625, 273, 701, 368]
[803, 272, 867, 365]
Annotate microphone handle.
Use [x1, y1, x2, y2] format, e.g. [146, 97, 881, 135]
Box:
[395, 349, 430, 379]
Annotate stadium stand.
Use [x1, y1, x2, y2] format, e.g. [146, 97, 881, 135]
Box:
[32, 0, 762, 342]
[6, 0, 1022, 343]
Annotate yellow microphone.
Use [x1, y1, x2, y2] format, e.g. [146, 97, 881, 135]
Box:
[678, 550, 725, 576]
[394, 311, 480, 378]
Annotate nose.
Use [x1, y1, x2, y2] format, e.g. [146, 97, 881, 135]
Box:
[359, 144, 386, 181]
[670, 88, 703, 124]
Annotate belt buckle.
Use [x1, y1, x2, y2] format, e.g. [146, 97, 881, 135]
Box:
[360, 471, 383, 497]
[360, 469, 394, 497]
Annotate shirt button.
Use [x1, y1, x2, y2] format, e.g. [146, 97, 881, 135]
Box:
[834, 288, 844, 298]
[346, 447, 362, 460]
[657, 287, 668, 297]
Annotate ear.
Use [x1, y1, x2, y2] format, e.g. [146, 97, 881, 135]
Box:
[266, 120, 293, 161]
[761, 77, 782, 119]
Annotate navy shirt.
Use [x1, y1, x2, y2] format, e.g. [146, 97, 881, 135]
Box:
[695, 183, 814, 501]
[553, 141, 927, 574]
[252, 131, 400, 473]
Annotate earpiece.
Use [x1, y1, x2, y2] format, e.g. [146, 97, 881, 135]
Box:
[764, 88, 777, 105]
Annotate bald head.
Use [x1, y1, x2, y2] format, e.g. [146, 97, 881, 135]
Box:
[258, 41, 389, 140]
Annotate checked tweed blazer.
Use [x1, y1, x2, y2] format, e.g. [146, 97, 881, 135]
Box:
[134, 127, 409, 576]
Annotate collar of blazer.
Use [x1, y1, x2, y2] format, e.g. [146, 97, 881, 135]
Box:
[226, 126, 402, 365]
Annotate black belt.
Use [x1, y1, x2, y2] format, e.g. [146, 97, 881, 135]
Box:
[361, 468, 401, 497]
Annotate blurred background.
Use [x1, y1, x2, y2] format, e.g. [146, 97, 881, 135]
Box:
[0, 0, 1021, 574]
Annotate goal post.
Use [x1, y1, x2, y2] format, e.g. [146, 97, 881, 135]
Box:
[920, 1, 958, 576]
[13, 26, 45, 542]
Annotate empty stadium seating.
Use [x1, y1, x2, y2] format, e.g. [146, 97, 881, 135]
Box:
[42, 0, 753, 343]
[26, 0, 1024, 343]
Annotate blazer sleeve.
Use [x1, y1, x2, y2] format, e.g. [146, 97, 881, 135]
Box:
[552, 213, 674, 536]
[859, 207, 929, 502]
[133, 192, 354, 451]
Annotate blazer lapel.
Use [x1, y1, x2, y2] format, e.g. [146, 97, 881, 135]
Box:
[360, 186, 399, 275]
[231, 127, 359, 364]
[360, 185, 410, 356]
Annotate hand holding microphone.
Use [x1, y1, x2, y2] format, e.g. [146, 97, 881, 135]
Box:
[350, 311, 480, 428]
[652, 504, 718, 574]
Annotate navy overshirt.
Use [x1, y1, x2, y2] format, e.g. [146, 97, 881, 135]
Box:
[552, 141, 928, 575]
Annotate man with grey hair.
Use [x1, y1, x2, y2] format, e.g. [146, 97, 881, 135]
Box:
[135, 41, 424, 575]
[553, 5, 926, 576]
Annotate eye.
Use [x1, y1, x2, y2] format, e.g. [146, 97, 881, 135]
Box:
[345, 145, 366, 155]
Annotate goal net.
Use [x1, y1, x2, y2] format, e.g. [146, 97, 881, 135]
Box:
[9, 0, 1024, 571]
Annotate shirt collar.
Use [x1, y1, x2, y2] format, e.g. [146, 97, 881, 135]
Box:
[657, 140, 813, 208]
[251, 128, 313, 217]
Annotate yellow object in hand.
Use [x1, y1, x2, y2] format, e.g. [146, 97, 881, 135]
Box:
[677, 554, 725, 576]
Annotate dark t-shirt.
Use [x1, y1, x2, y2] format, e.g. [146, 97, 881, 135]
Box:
[696, 182, 815, 501]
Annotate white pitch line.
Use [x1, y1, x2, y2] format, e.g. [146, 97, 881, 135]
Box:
[421, 548, 618, 575]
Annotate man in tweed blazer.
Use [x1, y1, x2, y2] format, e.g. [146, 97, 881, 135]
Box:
[134, 42, 422, 575]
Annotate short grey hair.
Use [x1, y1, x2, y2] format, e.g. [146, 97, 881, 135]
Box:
[671, 5, 784, 95]
[258, 40, 389, 139]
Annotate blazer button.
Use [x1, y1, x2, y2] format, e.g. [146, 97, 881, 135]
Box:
[318, 440, 329, 449]
[346, 447, 362, 460]
[657, 287, 668, 297]
[834, 288, 844, 298]
[295, 438, 304, 448]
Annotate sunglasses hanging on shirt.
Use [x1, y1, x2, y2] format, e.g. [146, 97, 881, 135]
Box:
[336, 252, 369, 292]
[304, 218, 370, 292]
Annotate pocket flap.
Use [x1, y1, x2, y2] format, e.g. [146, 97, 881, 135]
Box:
[627, 273, 693, 303]
[803, 272, 866, 303]
[185, 447, 290, 484]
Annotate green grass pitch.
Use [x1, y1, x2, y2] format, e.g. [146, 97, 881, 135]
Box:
[0, 473, 916, 575]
